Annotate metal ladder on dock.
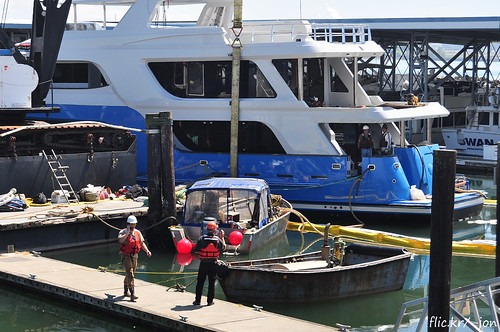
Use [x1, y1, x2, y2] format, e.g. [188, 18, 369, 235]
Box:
[42, 149, 79, 204]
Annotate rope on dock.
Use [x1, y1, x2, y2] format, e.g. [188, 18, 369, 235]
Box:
[88, 211, 176, 232]
[97, 266, 196, 275]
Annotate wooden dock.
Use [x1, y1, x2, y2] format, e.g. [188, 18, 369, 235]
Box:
[0, 252, 334, 331]
[0, 199, 151, 251]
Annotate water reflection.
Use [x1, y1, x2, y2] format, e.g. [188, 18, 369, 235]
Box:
[0, 283, 147, 332]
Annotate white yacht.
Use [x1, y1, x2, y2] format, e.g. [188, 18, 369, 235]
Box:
[34, 0, 484, 222]
[442, 87, 500, 158]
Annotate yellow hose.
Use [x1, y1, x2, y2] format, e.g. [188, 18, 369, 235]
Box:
[287, 221, 495, 258]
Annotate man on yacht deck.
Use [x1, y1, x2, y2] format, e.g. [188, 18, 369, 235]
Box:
[358, 125, 374, 157]
[379, 124, 392, 155]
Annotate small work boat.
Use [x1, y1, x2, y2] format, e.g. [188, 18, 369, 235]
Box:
[170, 178, 291, 255]
[218, 242, 412, 304]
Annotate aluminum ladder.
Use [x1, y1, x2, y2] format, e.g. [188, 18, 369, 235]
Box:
[42, 149, 79, 204]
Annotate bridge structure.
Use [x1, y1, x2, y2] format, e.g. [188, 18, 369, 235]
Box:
[314, 17, 500, 102]
[312, 16, 500, 142]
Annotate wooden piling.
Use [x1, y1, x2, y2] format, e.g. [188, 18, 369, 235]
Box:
[146, 113, 162, 225]
[159, 111, 176, 220]
[428, 149, 456, 331]
[146, 112, 177, 250]
[230, 0, 243, 177]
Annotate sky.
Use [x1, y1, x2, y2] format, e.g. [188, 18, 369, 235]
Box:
[1, 0, 499, 24]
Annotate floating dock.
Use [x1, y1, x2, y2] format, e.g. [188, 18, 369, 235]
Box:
[0, 199, 149, 251]
[456, 156, 496, 173]
[0, 252, 334, 331]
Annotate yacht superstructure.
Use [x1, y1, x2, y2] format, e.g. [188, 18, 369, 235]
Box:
[35, 0, 484, 222]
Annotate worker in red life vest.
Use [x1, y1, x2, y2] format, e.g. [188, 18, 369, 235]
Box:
[118, 215, 151, 301]
[193, 221, 226, 306]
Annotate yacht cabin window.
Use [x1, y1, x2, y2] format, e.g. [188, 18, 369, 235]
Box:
[494, 113, 499, 126]
[273, 58, 349, 107]
[478, 112, 489, 125]
[52, 62, 108, 89]
[148, 61, 276, 98]
[173, 120, 285, 154]
[330, 66, 348, 93]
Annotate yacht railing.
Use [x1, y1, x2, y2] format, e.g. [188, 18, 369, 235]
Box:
[310, 24, 372, 44]
[393, 276, 500, 331]
[238, 22, 371, 44]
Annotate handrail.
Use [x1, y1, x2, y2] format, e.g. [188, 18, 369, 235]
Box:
[310, 24, 371, 44]
[393, 276, 500, 331]
[239, 22, 371, 44]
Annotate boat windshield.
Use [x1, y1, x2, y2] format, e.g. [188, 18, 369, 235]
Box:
[184, 188, 267, 228]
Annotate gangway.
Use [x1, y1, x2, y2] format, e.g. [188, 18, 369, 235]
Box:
[393, 276, 500, 331]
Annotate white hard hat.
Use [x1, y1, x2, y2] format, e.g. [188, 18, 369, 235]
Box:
[127, 215, 138, 224]
[363, 125, 369, 130]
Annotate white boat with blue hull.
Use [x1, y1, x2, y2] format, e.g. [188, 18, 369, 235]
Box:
[34, 0, 484, 222]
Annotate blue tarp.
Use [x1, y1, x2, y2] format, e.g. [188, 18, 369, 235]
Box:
[187, 178, 269, 193]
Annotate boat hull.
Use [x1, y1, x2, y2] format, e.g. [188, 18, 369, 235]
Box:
[0, 141, 137, 198]
[442, 128, 499, 157]
[219, 244, 412, 303]
[181, 208, 290, 255]
[173, 146, 485, 222]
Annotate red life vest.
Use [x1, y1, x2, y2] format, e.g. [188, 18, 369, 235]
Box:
[198, 236, 220, 260]
[120, 229, 141, 255]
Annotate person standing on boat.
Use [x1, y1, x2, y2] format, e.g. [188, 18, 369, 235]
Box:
[379, 124, 392, 155]
[358, 125, 374, 157]
[193, 221, 226, 306]
[118, 215, 152, 302]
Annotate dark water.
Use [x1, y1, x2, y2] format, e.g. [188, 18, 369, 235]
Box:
[0, 175, 497, 331]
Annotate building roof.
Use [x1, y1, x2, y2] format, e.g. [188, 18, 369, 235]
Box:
[311, 16, 500, 44]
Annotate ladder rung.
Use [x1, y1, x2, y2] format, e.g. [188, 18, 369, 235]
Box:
[44, 149, 79, 203]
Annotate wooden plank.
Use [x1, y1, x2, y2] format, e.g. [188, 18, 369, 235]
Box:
[0, 252, 333, 332]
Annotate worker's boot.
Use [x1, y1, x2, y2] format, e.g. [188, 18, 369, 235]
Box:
[124, 285, 129, 297]
[129, 287, 138, 301]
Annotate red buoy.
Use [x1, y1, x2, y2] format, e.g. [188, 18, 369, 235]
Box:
[176, 238, 192, 254]
[229, 231, 243, 245]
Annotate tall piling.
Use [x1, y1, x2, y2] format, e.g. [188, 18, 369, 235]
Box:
[159, 111, 176, 220]
[145, 112, 176, 250]
[146, 114, 162, 225]
[428, 149, 456, 331]
[230, 0, 243, 177]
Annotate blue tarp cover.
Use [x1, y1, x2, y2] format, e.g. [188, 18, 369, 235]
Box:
[188, 178, 269, 193]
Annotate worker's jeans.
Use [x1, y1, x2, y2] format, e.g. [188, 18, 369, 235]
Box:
[121, 253, 138, 288]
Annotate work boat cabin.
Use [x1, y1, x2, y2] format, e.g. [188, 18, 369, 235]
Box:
[170, 178, 291, 255]
[49, 0, 484, 222]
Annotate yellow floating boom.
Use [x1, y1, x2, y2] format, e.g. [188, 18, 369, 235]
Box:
[287, 222, 496, 258]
